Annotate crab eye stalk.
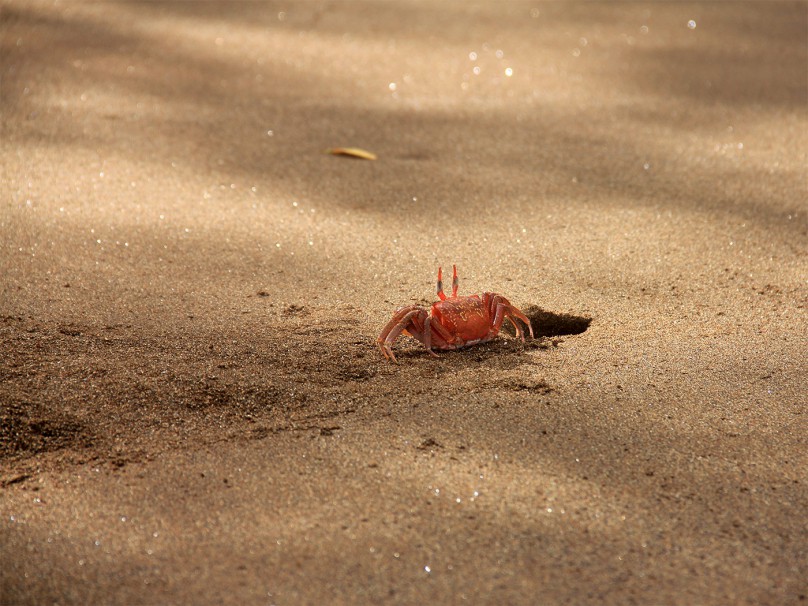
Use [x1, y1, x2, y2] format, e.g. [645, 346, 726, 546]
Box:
[437, 266, 447, 301]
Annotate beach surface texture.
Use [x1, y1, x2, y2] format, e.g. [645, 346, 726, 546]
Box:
[2, 2, 806, 604]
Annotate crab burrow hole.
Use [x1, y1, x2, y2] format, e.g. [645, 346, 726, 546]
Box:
[503, 305, 592, 339]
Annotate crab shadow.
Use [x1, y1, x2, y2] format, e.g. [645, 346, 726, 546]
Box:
[381, 341, 527, 374]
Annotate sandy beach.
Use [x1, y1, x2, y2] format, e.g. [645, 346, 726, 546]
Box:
[1, 1, 806, 604]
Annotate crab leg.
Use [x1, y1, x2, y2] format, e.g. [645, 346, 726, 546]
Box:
[378, 306, 419, 342]
[377, 306, 419, 361]
[484, 293, 507, 332]
[393, 310, 460, 357]
[508, 306, 534, 339]
[378, 309, 423, 362]
[378, 307, 450, 362]
[494, 299, 522, 339]
[429, 319, 458, 350]
[492, 301, 520, 339]
[419, 314, 459, 351]
[403, 312, 440, 358]
[486, 293, 534, 342]
[378, 305, 464, 361]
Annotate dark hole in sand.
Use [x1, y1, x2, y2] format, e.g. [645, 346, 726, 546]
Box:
[503, 305, 591, 338]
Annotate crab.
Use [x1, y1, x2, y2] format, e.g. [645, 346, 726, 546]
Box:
[377, 265, 534, 362]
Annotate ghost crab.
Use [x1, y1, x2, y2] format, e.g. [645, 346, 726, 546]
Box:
[377, 265, 534, 362]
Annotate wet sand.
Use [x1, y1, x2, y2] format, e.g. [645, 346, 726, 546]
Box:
[1, 1, 806, 604]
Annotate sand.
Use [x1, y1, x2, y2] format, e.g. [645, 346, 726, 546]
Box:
[1, 1, 806, 604]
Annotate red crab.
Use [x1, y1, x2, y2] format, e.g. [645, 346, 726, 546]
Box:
[377, 265, 534, 362]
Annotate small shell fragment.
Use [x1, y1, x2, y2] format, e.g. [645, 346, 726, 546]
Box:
[325, 147, 377, 160]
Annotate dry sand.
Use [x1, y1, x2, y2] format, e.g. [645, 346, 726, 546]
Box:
[1, 1, 807, 604]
